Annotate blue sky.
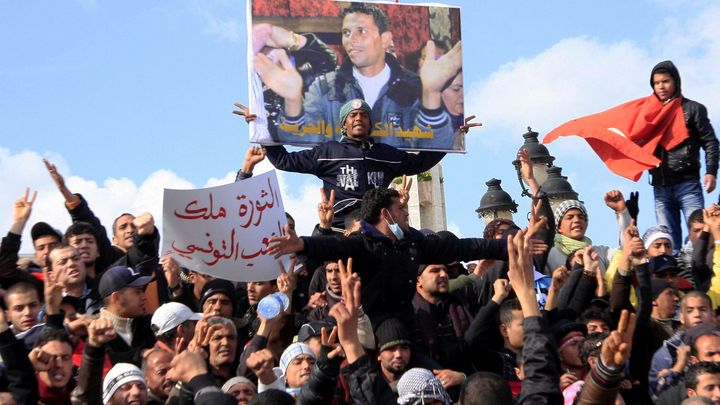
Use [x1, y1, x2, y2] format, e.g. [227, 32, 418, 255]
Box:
[2, 0, 720, 252]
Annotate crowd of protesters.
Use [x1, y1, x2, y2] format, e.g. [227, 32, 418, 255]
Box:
[3, 9, 720, 402]
[2, 116, 720, 404]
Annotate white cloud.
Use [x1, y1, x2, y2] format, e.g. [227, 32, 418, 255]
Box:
[466, 37, 651, 153]
[196, 5, 242, 43]
[0, 148, 322, 255]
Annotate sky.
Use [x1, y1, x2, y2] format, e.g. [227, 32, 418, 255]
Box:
[2, 0, 720, 254]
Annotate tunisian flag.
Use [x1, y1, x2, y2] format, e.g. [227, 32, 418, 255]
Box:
[543, 95, 688, 181]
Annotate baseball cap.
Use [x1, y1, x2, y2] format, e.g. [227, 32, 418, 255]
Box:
[98, 266, 153, 298]
[297, 320, 335, 343]
[151, 302, 202, 336]
[31, 222, 62, 242]
[649, 255, 680, 275]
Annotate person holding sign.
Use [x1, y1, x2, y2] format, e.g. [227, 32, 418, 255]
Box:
[235, 100, 478, 227]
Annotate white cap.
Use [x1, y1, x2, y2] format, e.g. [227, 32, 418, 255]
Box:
[151, 302, 202, 336]
[102, 363, 145, 404]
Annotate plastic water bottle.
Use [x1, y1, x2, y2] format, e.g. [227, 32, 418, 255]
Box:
[257, 292, 290, 319]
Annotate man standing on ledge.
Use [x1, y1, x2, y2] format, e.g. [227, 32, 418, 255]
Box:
[649, 60, 718, 252]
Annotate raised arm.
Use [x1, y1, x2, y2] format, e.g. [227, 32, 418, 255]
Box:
[1, 189, 36, 279]
[235, 145, 266, 181]
[44, 159, 120, 267]
[331, 258, 395, 404]
[506, 229, 562, 405]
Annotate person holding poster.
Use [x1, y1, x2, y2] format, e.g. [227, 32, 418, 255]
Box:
[259, 98, 450, 226]
[252, 2, 463, 151]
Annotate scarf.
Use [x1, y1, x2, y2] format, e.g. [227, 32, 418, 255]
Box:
[554, 234, 592, 256]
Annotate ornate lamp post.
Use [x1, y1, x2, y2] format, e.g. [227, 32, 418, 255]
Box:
[476, 179, 518, 224]
[511, 127, 555, 197]
[540, 166, 580, 213]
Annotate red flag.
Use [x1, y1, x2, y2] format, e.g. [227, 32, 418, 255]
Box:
[543, 95, 688, 181]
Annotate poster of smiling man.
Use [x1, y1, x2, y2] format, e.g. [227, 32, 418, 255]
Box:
[247, 0, 464, 152]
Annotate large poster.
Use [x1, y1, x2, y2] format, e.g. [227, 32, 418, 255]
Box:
[162, 171, 289, 282]
[247, 0, 464, 152]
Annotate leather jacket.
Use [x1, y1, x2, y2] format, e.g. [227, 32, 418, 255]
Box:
[649, 97, 718, 186]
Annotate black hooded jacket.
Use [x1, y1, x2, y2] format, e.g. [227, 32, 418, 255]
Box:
[648, 60, 719, 186]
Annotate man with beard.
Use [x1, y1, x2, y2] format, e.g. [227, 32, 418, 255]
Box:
[307, 261, 343, 321]
[374, 318, 412, 398]
[142, 349, 174, 404]
[412, 264, 475, 387]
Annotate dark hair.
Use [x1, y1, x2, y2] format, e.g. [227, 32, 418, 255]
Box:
[341, 3, 389, 33]
[459, 371, 512, 405]
[344, 209, 362, 231]
[686, 361, 720, 390]
[579, 332, 608, 369]
[483, 218, 516, 239]
[499, 298, 522, 326]
[691, 332, 720, 357]
[360, 188, 400, 224]
[249, 389, 295, 405]
[682, 291, 713, 313]
[45, 243, 76, 270]
[4, 282, 40, 308]
[580, 308, 611, 328]
[112, 213, 134, 236]
[64, 221, 98, 243]
[35, 328, 75, 350]
[689, 209, 704, 226]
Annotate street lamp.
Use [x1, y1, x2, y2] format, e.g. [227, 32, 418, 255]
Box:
[476, 178, 518, 224]
[511, 127, 555, 197]
[539, 166, 580, 214]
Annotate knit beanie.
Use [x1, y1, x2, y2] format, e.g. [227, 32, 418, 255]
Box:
[339, 99, 372, 132]
[199, 279, 238, 316]
[375, 318, 411, 352]
[102, 363, 145, 404]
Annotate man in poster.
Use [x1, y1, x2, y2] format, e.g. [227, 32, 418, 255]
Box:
[253, 2, 463, 151]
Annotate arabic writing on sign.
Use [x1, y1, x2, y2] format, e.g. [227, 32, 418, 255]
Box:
[162, 171, 289, 282]
[278, 121, 436, 139]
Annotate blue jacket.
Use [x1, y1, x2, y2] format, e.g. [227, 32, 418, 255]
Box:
[265, 137, 444, 224]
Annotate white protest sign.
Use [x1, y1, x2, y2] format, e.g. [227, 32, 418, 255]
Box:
[162, 170, 289, 282]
